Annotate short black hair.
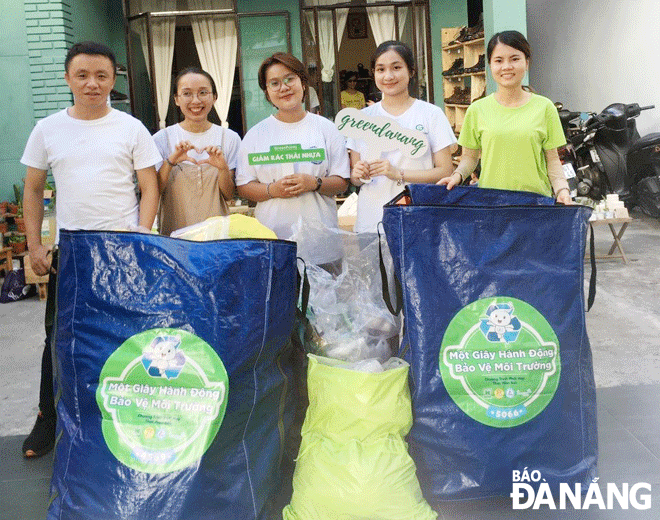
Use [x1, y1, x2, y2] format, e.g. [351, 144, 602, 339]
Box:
[65, 41, 117, 75]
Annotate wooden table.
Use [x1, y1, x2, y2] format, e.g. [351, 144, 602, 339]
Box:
[587, 217, 633, 263]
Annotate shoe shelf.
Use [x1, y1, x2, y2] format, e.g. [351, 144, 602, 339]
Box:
[441, 26, 486, 135]
[110, 65, 131, 112]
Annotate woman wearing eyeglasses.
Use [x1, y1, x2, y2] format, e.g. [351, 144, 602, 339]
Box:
[153, 67, 241, 235]
[340, 71, 366, 109]
[236, 52, 350, 267]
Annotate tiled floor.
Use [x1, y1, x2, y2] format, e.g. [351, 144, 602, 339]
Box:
[2, 211, 659, 519]
[2, 385, 659, 519]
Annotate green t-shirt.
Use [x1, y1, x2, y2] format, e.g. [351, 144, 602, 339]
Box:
[458, 93, 566, 196]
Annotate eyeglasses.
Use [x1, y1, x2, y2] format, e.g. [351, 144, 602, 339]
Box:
[177, 90, 212, 101]
[266, 74, 299, 91]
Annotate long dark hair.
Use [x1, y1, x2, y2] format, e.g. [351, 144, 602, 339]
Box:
[370, 40, 415, 76]
[487, 31, 531, 62]
[173, 67, 218, 97]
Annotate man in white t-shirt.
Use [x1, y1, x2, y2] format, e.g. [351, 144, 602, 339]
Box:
[19, 41, 160, 458]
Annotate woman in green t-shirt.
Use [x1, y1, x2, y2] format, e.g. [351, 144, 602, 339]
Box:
[439, 30, 572, 204]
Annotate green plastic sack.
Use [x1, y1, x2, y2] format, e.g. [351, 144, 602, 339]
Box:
[282, 355, 436, 520]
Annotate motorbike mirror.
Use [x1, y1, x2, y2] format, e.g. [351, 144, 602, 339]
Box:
[554, 101, 564, 110]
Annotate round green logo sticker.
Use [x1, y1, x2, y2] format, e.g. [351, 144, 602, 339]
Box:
[96, 328, 229, 473]
[439, 297, 560, 428]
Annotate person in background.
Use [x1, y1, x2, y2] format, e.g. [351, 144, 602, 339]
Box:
[348, 40, 455, 233]
[153, 67, 241, 236]
[439, 30, 571, 204]
[307, 64, 321, 114]
[20, 41, 160, 458]
[236, 52, 350, 269]
[340, 71, 366, 109]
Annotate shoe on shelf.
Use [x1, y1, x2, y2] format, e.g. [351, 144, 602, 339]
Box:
[22, 411, 56, 458]
[447, 26, 468, 46]
[473, 54, 485, 72]
[444, 86, 461, 104]
[110, 89, 128, 101]
[442, 58, 464, 76]
[445, 86, 471, 105]
[465, 54, 485, 74]
[456, 89, 471, 105]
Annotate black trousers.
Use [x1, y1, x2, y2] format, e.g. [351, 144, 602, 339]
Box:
[38, 250, 58, 419]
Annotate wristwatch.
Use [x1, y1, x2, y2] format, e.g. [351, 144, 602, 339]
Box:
[314, 177, 323, 192]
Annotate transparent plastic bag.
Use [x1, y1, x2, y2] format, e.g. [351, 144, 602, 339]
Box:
[290, 220, 400, 362]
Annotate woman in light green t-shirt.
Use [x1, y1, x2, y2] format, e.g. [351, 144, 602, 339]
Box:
[439, 30, 572, 204]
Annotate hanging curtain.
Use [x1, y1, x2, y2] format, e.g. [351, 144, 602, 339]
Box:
[132, 0, 176, 129]
[366, 0, 408, 45]
[305, 2, 349, 83]
[188, 0, 237, 128]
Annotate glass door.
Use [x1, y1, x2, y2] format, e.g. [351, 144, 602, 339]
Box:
[237, 13, 291, 130]
[301, 0, 433, 118]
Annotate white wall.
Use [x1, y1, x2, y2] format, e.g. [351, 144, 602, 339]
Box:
[527, 0, 660, 135]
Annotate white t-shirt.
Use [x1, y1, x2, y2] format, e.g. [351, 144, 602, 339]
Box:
[346, 99, 456, 233]
[236, 113, 350, 265]
[21, 108, 161, 240]
[152, 123, 241, 170]
[308, 86, 320, 112]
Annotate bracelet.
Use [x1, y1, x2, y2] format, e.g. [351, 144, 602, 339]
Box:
[266, 182, 273, 199]
[396, 168, 405, 186]
[166, 157, 176, 167]
[453, 171, 466, 182]
[555, 187, 569, 198]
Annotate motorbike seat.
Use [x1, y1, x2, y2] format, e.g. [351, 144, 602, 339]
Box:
[628, 132, 660, 154]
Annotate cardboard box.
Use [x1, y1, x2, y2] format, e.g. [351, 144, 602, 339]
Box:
[41, 215, 56, 245]
[338, 215, 356, 232]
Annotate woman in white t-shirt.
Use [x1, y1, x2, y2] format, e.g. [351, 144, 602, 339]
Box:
[347, 41, 456, 233]
[236, 52, 350, 266]
[153, 67, 241, 235]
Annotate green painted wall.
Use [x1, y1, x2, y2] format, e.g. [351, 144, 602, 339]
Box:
[483, 0, 527, 92]
[430, 0, 468, 107]
[0, 0, 125, 203]
[69, 0, 126, 65]
[0, 2, 33, 202]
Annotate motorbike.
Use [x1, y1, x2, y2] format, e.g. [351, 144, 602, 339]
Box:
[555, 102, 660, 217]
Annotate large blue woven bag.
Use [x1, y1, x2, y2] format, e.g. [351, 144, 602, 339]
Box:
[382, 185, 597, 503]
[49, 230, 298, 519]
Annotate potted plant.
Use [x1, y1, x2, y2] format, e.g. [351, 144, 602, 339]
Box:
[9, 184, 22, 215]
[14, 203, 25, 232]
[7, 234, 26, 254]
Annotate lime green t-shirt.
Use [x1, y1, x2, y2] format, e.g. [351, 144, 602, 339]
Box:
[458, 93, 566, 196]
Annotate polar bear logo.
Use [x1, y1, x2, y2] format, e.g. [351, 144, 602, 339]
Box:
[480, 302, 522, 343]
[142, 335, 186, 379]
